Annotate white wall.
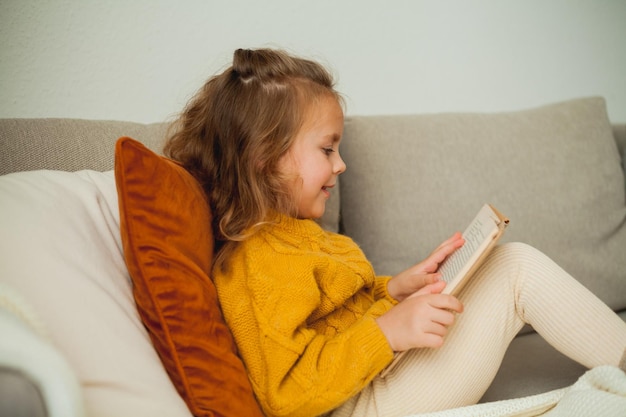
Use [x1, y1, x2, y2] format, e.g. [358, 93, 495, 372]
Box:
[1, 0, 625, 123]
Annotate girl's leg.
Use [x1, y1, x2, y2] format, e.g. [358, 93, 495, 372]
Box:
[331, 242, 626, 417]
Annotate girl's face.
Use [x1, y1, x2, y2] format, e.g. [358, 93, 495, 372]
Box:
[278, 95, 346, 219]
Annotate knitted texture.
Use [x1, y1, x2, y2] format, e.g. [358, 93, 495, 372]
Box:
[213, 215, 396, 417]
[404, 366, 626, 417]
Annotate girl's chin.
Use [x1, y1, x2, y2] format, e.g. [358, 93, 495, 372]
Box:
[294, 198, 328, 219]
[298, 207, 326, 220]
[313, 204, 327, 219]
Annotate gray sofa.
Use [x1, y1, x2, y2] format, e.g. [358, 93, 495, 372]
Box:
[1, 96, 625, 416]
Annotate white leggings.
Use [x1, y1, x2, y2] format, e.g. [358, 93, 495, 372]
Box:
[331, 242, 626, 417]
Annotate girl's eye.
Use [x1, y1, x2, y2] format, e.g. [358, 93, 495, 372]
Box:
[323, 147, 334, 156]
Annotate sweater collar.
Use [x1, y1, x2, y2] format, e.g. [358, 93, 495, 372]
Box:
[269, 214, 326, 239]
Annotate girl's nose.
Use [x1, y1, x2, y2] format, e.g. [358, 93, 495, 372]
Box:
[335, 154, 347, 174]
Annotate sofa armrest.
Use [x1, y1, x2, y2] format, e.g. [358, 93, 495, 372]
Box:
[0, 368, 47, 417]
[0, 284, 85, 417]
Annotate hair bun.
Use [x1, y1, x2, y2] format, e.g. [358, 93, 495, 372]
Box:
[231, 48, 334, 90]
[232, 48, 292, 80]
[232, 49, 255, 78]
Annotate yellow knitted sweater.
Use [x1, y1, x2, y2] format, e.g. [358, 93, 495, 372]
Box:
[213, 215, 397, 417]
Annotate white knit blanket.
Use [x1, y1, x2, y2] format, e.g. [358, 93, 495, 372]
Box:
[409, 365, 626, 417]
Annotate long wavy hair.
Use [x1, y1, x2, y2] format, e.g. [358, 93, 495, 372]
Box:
[164, 48, 342, 271]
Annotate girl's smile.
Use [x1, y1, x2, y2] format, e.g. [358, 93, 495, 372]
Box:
[321, 184, 334, 198]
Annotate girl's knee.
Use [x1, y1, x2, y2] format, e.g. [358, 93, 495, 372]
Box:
[493, 242, 547, 263]
[485, 242, 555, 286]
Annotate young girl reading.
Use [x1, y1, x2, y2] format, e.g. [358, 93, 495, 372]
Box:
[164, 48, 626, 417]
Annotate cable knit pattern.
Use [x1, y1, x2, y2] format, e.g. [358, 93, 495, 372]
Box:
[213, 215, 396, 417]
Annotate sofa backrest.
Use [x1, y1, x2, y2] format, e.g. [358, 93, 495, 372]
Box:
[0, 118, 343, 232]
[2, 116, 623, 190]
[0, 118, 168, 175]
[2, 116, 623, 189]
[1, 98, 625, 312]
[339, 97, 626, 313]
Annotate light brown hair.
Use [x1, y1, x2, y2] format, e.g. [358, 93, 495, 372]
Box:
[164, 48, 342, 270]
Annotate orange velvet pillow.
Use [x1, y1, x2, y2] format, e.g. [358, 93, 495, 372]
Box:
[114, 137, 263, 417]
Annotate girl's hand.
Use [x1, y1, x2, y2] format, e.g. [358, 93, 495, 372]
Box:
[376, 281, 464, 351]
[387, 232, 465, 301]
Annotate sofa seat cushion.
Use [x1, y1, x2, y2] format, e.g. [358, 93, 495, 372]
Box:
[340, 97, 626, 311]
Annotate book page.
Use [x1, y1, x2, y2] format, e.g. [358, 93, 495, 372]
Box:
[437, 204, 507, 296]
[438, 210, 499, 286]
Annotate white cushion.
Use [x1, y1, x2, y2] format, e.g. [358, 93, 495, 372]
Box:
[0, 170, 191, 417]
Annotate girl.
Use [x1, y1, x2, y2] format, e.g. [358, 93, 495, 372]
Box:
[164, 48, 626, 417]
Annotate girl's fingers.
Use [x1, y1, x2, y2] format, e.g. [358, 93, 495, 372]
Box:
[435, 232, 463, 250]
[421, 233, 465, 272]
[408, 288, 464, 316]
[430, 308, 457, 327]
[432, 294, 464, 314]
[434, 232, 463, 252]
[410, 281, 446, 297]
[419, 333, 445, 349]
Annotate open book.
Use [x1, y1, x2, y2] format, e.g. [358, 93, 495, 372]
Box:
[380, 204, 509, 377]
[438, 203, 509, 296]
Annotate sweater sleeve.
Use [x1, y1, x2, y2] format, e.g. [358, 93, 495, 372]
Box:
[373, 275, 399, 304]
[216, 248, 395, 417]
